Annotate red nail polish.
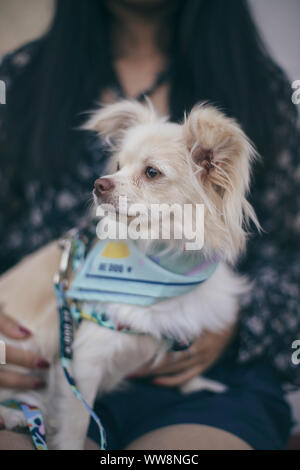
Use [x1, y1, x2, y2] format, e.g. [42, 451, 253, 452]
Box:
[34, 359, 50, 369]
[126, 372, 140, 379]
[17, 325, 31, 337]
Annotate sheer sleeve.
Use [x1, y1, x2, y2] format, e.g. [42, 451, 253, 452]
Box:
[0, 42, 40, 272]
[237, 102, 300, 388]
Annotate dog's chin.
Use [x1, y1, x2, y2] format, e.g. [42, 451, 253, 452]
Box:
[93, 190, 111, 206]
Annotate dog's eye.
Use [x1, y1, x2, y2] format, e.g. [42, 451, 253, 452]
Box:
[145, 166, 160, 179]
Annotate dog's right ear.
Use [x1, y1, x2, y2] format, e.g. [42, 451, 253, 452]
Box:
[83, 99, 156, 146]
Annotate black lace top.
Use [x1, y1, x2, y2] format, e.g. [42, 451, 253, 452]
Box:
[0, 42, 299, 388]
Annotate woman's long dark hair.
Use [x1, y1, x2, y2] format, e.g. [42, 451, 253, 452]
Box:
[0, 0, 298, 210]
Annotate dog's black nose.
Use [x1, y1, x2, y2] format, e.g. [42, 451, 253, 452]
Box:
[94, 177, 115, 195]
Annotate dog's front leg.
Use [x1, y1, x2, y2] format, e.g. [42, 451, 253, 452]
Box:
[51, 322, 119, 450]
[51, 321, 159, 450]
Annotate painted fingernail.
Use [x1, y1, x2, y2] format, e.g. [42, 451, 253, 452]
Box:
[34, 359, 50, 369]
[33, 380, 46, 390]
[17, 325, 31, 337]
[126, 372, 140, 379]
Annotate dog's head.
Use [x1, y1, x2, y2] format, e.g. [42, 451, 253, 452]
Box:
[85, 100, 259, 262]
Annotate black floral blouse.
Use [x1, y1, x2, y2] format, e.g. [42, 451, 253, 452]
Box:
[0, 42, 299, 388]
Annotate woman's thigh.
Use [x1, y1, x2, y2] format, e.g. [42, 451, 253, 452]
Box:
[0, 427, 251, 451]
[0, 430, 98, 450]
[89, 360, 292, 450]
[125, 424, 252, 450]
[0, 430, 34, 450]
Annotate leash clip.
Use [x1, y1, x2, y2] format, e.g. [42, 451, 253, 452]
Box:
[53, 229, 77, 285]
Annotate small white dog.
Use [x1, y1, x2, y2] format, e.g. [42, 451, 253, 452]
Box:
[0, 100, 258, 449]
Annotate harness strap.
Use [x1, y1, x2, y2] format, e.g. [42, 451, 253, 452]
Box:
[54, 270, 191, 451]
[1, 399, 48, 450]
[55, 280, 107, 450]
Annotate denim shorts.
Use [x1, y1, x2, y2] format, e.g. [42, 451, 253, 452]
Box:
[88, 358, 292, 450]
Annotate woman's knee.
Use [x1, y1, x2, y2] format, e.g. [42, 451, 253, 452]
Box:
[125, 424, 253, 450]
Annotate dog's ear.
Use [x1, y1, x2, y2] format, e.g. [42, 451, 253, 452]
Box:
[83, 99, 156, 145]
[183, 104, 259, 260]
[183, 104, 255, 192]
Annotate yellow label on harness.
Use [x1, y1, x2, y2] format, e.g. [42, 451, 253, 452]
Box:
[101, 241, 130, 259]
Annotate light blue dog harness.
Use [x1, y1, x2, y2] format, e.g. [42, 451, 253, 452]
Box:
[3, 225, 219, 450]
[66, 238, 219, 306]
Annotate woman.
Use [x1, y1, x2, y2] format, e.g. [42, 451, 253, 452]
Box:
[0, 0, 299, 450]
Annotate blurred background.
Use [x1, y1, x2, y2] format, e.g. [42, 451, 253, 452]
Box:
[0, 0, 299, 442]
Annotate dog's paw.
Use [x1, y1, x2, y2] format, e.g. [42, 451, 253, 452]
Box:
[0, 405, 28, 430]
[180, 376, 228, 394]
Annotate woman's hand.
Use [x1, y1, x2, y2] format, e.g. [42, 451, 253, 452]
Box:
[0, 310, 49, 429]
[130, 326, 236, 387]
[0, 310, 49, 390]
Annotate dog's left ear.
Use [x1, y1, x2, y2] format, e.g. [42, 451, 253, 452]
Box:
[183, 104, 259, 259]
[83, 99, 156, 146]
[183, 104, 255, 193]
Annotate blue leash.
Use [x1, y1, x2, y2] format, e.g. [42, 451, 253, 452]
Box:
[1, 399, 48, 450]
[1, 227, 193, 450]
[53, 231, 192, 451]
[54, 279, 107, 450]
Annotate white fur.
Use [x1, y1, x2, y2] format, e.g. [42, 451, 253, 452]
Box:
[0, 100, 258, 449]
